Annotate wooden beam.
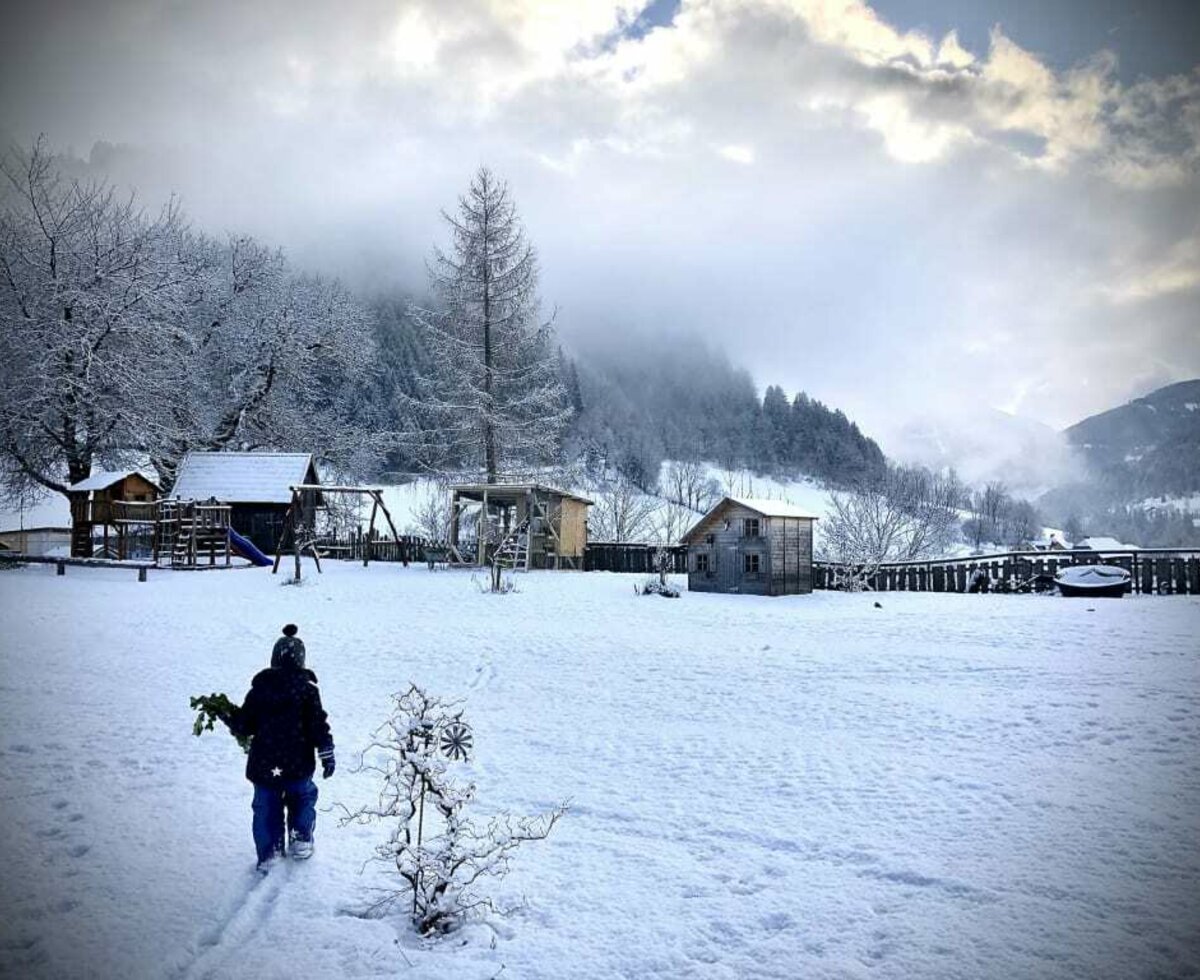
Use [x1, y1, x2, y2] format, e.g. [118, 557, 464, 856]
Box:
[272, 493, 297, 575]
[478, 488, 488, 565]
[371, 491, 404, 548]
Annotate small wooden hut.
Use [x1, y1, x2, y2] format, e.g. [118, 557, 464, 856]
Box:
[171, 452, 321, 553]
[448, 483, 592, 570]
[66, 471, 160, 558]
[681, 497, 817, 596]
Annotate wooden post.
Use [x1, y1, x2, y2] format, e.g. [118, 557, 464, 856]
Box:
[138, 567, 147, 583]
[364, 497, 379, 568]
[56, 561, 65, 576]
[289, 490, 301, 582]
[479, 488, 489, 565]
[525, 489, 534, 572]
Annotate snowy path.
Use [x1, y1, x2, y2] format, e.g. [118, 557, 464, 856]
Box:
[1, 563, 1199, 978]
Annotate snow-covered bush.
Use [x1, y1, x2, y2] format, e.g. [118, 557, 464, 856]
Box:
[339, 685, 565, 935]
[636, 548, 680, 598]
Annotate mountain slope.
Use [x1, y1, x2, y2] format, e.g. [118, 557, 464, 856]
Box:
[1065, 379, 1200, 499]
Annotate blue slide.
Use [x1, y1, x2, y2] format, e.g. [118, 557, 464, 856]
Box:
[228, 528, 272, 567]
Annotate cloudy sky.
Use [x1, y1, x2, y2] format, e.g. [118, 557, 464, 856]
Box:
[2, 0, 1197, 446]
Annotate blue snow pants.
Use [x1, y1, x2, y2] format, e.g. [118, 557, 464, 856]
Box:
[252, 778, 318, 863]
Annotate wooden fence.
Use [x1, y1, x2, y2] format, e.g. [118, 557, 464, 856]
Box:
[313, 533, 690, 573]
[584, 543, 688, 574]
[315, 531, 429, 564]
[813, 549, 1200, 595]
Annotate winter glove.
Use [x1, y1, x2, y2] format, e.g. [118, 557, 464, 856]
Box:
[320, 749, 335, 779]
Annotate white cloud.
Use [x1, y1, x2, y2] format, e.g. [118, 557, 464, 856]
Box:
[2, 0, 1195, 434]
[717, 143, 755, 164]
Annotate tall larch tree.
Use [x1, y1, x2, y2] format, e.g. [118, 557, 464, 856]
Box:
[405, 167, 569, 482]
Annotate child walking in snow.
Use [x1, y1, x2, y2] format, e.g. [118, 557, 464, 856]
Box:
[225, 624, 335, 871]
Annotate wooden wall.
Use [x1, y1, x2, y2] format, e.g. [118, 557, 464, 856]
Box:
[685, 503, 813, 595]
[558, 498, 588, 558]
[768, 517, 814, 595]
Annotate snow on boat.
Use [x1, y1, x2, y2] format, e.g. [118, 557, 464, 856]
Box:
[1055, 564, 1131, 598]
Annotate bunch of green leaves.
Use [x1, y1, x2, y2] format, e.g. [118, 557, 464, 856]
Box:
[190, 693, 251, 753]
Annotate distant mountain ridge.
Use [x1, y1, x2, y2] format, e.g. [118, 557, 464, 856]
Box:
[1065, 379, 1200, 500]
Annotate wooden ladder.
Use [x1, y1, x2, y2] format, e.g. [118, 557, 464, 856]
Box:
[492, 519, 530, 571]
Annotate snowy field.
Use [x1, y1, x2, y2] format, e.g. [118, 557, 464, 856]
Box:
[1, 563, 1199, 980]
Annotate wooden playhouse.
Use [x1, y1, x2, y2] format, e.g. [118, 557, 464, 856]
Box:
[448, 483, 592, 570]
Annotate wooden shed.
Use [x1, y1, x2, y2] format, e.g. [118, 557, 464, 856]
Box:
[67, 470, 161, 558]
[170, 452, 321, 554]
[448, 483, 592, 570]
[681, 497, 817, 595]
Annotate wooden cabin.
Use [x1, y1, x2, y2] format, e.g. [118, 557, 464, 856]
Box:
[681, 497, 817, 596]
[448, 483, 592, 570]
[171, 452, 321, 554]
[66, 470, 161, 558]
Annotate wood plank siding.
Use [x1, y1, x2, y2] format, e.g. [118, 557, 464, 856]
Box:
[684, 500, 814, 596]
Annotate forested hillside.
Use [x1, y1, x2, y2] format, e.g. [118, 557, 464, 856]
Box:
[366, 303, 886, 489]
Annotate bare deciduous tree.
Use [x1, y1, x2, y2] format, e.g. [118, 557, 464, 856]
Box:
[0, 138, 195, 499]
[0, 140, 377, 503]
[661, 459, 720, 513]
[409, 480, 452, 542]
[819, 465, 964, 589]
[589, 472, 657, 542]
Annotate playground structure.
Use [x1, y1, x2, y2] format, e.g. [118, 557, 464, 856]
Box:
[110, 498, 235, 567]
[448, 483, 592, 571]
[273, 485, 403, 580]
[67, 471, 161, 559]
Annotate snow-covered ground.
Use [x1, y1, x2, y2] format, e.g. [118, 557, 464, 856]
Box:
[2, 563, 1199, 979]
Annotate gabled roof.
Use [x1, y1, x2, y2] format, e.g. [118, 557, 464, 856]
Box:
[681, 495, 819, 544]
[68, 470, 159, 493]
[171, 452, 319, 504]
[450, 482, 594, 505]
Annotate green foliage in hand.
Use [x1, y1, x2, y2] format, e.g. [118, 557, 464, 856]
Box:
[190, 693, 251, 753]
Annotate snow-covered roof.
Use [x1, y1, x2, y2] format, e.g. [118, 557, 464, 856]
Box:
[171, 452, 318, 504]
[728, 497, 821, 520]
[68, 470, 157, 493]
[1076, 536, 1137, 552]
[681, 495, 819, 544]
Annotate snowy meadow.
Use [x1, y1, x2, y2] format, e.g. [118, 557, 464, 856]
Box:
[1, 563, 1199, 979]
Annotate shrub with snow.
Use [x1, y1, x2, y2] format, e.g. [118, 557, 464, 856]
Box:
[338, 685, 565, 935]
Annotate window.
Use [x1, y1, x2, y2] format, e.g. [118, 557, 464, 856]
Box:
[743, 553, 761, 574]
[695, 553, 710, 573]
[705, 533, 715, 545]
[743, 517, 760, 538]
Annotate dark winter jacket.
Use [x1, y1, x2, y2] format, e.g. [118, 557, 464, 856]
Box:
[230, 665, 334, 785]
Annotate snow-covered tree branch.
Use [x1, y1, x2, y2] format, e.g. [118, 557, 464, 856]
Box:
[338, 685, 566, 935]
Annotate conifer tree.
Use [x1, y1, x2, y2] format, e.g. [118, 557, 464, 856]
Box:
[405, 168, 569, 482]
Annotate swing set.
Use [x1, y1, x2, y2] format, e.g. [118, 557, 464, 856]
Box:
[272, 484, 404, 581]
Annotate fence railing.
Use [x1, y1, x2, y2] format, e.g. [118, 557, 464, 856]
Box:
[310, 533, 690, 573]
[584, 542, 688, 574]
[814, 549, 1200, 595]
[314, 531, 429, 564]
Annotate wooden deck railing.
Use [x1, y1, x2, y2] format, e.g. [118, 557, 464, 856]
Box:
[814, 549, 1200, 595]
